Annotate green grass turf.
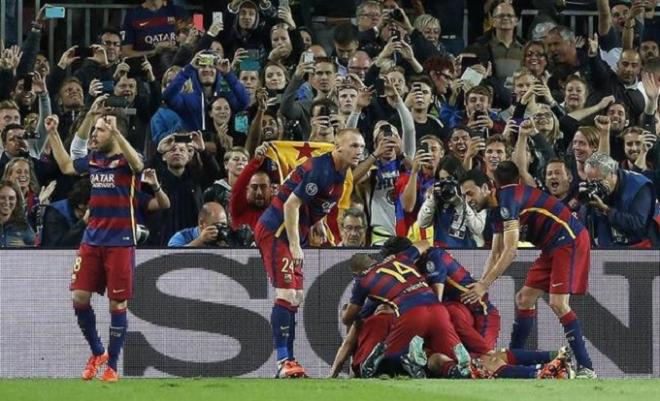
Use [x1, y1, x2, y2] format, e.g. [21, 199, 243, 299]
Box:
[2, 378, 660, 401]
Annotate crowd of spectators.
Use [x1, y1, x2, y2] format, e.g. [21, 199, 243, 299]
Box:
[1, 0, 659, 249]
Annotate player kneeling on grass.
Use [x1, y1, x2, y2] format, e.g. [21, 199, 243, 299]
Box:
[46, 111, 143, 382]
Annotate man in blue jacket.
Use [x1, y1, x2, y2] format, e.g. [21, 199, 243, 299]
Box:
[162, 51, 250, 132]
[583, 152, 659, 248]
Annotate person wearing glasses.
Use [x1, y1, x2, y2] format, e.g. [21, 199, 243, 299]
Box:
[465, 2, 524, 86]
[73, 28, 124, 93]
[338, 207, 368, 247]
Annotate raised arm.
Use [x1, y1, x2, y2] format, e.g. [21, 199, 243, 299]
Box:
[44, 115, 76, 175]
[104, 116, 144, 173]
[596, 0, 613, 36]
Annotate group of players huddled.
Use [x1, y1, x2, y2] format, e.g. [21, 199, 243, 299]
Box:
[58, 120, 595, 380]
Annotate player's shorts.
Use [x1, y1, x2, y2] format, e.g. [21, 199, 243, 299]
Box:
[525, 229, 590, 295]
[254, 222, 303, 290]
[444, 301, 500, 356]
[351, 313, 394, 377]
[69, 243, 135, 300]
[385, 303, 461, 359]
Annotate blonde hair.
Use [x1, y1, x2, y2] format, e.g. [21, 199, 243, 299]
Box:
[575, 126, 600, 149]
[162, 66, 193, 94]
[1, 157, 40, 195]
[414, 14, 440, 32]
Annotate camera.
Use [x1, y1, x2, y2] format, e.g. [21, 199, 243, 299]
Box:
[434, 177, 459, 204]
[390, 8, 405, 23]
[210, 223, 254, 246]
[577, 181, 608, 203]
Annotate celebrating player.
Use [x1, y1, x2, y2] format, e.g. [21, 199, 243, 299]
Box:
[342, 241, 472, 379]
[254, 128, 365, 378]
[45, 111, 144, 382]
[459, 161, 596, 378]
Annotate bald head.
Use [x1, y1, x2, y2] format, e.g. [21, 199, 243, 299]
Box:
[198, 202, 228, 226]
[348, 51, 372, 80]
[308, 45, 327, 59]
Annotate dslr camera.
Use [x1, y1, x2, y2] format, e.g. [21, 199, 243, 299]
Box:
[577, 181, 608, 203]
[433, 177, 459, 204]
[208, 223, 254, 246]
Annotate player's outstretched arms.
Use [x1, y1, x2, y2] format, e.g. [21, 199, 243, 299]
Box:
[45, 115, 76, 175]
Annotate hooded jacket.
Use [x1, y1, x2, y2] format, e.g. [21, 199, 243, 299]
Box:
[162, 64, 250, 131]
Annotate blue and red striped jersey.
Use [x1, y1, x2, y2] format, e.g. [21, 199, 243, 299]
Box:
[424, 248, 494, 315]
[492, 184, 586, 250]
[258, 153, 346, 244]
[73, 152, 140, 247]
[122, 4, 187, 51]
[350, 247, 438, 316]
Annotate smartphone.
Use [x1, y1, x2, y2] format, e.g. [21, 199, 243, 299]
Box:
[106, 96, 129, 108]
[461, 67, 484, 87]
[234, 114, 249, 134]
[280, 0, 290, 8]
[75, 46, 94, 59]
[318, 105, 329, 118]
[389, 27, 401, 42]
[302, 51, 314, 64]
[23, 73, 33, 92]
[44, 6, 66, 19]
[419, 141, 430, 154]
[461, 55, 480, 72]
[174, 133, 193, 143]
[240, 59, 261, 71]
[381, 124, 393, 138]
[126, 57, 147, 79]
[212, 11, 223, 24]
[245, 49, 260, 59]
[198, 54, 216, 66]
[193, 13, 204, 31]
[374, 78, 385, 93]
[100, 80, 114, 93]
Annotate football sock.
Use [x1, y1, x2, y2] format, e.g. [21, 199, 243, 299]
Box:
[287, 310, 297, 361]
[271, 303, 292, 362]
[560, 311, 593, 369]
[510, 308, 537, 349]
[507, 349, 553, 365]
[107, 309, 128, 370]
[74, 303, 104, 356]
[494, 364, 538, 378]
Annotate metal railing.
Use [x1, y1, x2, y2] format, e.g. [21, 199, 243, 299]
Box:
[0, 3, 657, 63]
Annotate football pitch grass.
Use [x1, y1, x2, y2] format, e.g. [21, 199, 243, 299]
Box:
[2, 378, 660, 401]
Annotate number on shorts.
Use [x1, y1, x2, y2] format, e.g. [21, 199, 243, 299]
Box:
[72, 257, 82, 272]
[376, 261, 421, 283]
[281, 257, 294, 273]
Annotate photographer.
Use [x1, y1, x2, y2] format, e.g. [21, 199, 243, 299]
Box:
[167, 201, 252, 247]
[581, 152, 659, 248]
[417, 156, 486, 248]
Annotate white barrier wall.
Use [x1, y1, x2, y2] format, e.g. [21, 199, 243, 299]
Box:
[0, 249, 658, 378]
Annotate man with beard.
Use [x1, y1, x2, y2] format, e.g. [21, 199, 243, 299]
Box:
[45, 110, 143, 382]
[229, 142, 273, 231]
[460, 161, 596, 379]
[333, 23, 360, 76]
[606, 102, 631, 161]
[544, 159, 580, 212]
[254, 128, 365, 378]
[619, 127, 658, 175]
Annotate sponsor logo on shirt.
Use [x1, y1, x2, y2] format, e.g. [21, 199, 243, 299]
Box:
[91, 173, 116, 189]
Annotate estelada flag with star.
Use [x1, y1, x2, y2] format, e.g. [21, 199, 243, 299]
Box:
[265, 140, 354, 245]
